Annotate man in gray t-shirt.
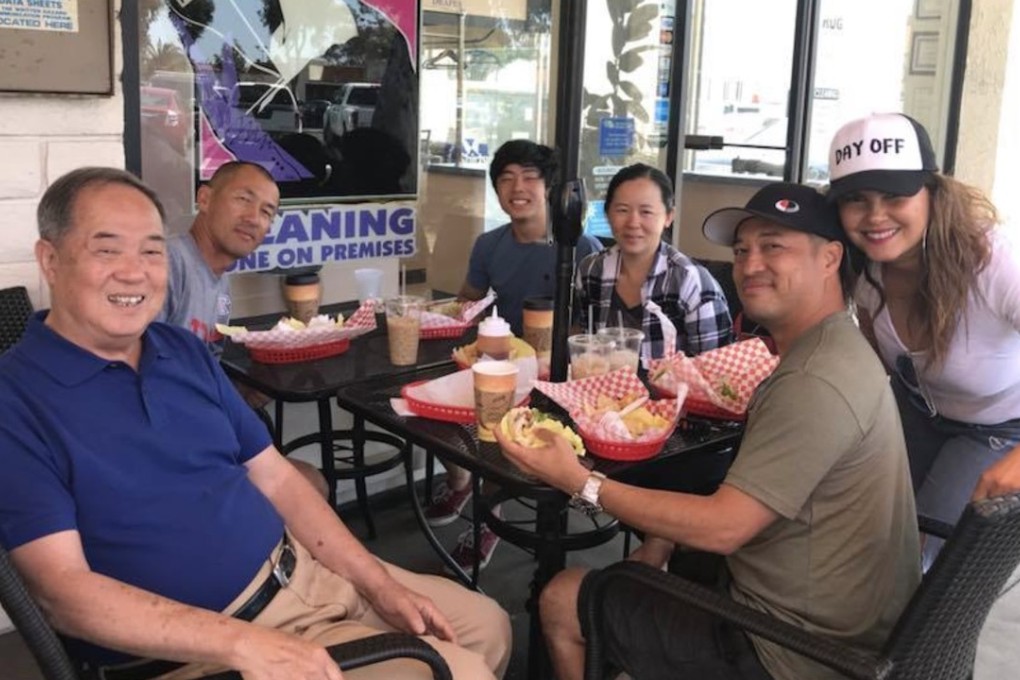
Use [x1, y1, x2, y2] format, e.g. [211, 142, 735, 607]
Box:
[497, 182, 921, 680]
[158, 161, 279, 353]
[159, 162, 327, 498]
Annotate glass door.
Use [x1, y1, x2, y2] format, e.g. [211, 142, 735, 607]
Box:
[576, 0, 678, 238]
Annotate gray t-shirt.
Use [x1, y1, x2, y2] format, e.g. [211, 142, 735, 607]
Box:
[725, 313, 921, 680]
[158, 232, 231, 354]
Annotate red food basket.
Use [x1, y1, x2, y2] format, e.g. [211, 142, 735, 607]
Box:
[650, 383, 746, 422]
[580, 423, 676, 461]
[248, 338, 351, 364]
[420, 324, 471, 340]
[400, 381, 529, 424]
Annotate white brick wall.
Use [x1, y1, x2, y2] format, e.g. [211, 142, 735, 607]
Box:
[0, 1, 125, 637]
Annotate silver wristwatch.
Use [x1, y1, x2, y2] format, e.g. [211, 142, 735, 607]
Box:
[569, 471, 607, 515]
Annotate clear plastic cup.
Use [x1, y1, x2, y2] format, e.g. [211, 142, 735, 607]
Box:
[384, 295, 425, 366]
[596, 327, 644, 372]
[567, 333, 614, 380]
[354, 268, 384, 303]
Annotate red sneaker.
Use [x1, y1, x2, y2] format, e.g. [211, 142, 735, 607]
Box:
[424, 482, 472, 527]
[451, 524, 501, 572]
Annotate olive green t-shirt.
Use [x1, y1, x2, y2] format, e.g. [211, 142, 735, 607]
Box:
[725, 313, 921, 680]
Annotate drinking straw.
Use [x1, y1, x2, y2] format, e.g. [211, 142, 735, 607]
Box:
[400, 264, 406, 298]
[617, 310, 624, 330]
[588, 305, 594, 335]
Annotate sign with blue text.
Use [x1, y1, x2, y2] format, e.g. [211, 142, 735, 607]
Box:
[598, 117, 635, 157]
[227, 201, 417, 273]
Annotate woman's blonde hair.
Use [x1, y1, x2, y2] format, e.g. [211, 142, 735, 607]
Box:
[864, 173, 997, 367]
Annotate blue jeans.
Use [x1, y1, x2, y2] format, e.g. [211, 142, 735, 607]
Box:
[892, 379, 1020, 568]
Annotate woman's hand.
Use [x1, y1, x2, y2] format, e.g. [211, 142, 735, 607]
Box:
[973, 443, 1020, 500]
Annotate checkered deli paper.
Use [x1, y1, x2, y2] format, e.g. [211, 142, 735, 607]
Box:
[419, 292, 496, 330]
[229, 300, 378, 350]
[648, 338, 778, 414]
[532, 368, 685, 442]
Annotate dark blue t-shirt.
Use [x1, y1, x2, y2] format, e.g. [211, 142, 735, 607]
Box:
[0, 314, 282, 664]
[466, 223, 603, 335]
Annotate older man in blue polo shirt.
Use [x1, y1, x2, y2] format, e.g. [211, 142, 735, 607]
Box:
[0, 167, 510, 680]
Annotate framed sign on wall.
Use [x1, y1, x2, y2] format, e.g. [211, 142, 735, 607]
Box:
[0, 0, 113, 95]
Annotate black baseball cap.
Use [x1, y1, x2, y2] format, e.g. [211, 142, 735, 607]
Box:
[702, 182, 842, 246]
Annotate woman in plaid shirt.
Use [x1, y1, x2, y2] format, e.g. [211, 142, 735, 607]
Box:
[575, 163, 733, 360]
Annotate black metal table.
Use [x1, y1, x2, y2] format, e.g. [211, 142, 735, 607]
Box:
[336, 365, 743, 679]
[220, 306, 474, 537]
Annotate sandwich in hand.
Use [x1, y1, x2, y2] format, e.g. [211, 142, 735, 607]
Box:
[499, 407, 585, 456]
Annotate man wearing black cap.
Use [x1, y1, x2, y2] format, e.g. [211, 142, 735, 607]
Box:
[496, 182, 921, 680]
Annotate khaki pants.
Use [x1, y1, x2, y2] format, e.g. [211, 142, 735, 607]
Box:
[159, 533, 511, 679]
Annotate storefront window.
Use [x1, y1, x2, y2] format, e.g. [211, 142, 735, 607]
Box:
[418, 0, 554, 295]
[138, 0, 419, 232]
[577, 0, 677, 238]
[682, 0, 962, 184]
[682, 0, 797, 182]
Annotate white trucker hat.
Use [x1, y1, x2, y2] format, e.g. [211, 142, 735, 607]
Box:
[827, 113, 938, 201]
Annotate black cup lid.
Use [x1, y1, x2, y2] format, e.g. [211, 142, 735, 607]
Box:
[284, 273, 320, 285]
[523, 296, 554, 311]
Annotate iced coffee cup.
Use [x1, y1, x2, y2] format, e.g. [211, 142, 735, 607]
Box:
[385, 295, 424, 366]
[568, 333, 613, 380]
[472, 360, 519, 441]
[282, 272, 321, 325]
[522, 297, 554, 370]
[597, 327, 644, 372]
[476, 309, 513, 361]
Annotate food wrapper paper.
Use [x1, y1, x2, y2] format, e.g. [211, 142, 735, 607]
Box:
[419, 293, 496, 330]
[648, 338, 778, 414]
[391, 356, 538, 415]
[230, 300, 378, 350]
[532, 368, 684, 442]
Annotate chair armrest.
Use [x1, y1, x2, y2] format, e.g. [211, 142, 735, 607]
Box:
[918, 513, 955, 540]
[200, 632, 451, 680]
[584, 561, 890, 680]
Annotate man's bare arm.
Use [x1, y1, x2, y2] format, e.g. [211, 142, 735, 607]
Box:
[10, 531, 343, 680]
[245, 447, 456, 643]
[494, 427, 778, 555]
[457, 281, 485, 301]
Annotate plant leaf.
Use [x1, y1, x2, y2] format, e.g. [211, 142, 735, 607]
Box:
[626, 20, 654, 40]
[630, 101, 650, 123]
[628, 3, 660, 26]
[612, 23, 627, 56]
[608, 0, 643, 23]
[618, 51, 645, 72]
[619, 80, 643, 102]
[606, 61, 619, 87]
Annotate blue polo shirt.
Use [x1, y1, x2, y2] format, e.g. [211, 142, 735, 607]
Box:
[0, 314, 283, 664]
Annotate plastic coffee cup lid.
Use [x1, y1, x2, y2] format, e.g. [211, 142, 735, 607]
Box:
[523, 296, 554, 311]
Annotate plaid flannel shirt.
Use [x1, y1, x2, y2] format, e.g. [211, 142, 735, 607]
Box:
[574, 243, 733, 360]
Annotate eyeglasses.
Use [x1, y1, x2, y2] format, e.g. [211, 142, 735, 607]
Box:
[894, 353, 937, 417]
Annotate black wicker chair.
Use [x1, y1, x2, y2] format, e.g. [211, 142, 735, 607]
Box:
[583, 492, 1020, 680]
[0, 544, 452, 680]
[0, 285, 34, 354]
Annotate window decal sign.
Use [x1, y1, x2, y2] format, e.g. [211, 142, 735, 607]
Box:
[228, 201, 418, 273]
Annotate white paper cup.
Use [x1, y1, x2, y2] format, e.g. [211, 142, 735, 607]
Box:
[472, 360, 519, 441]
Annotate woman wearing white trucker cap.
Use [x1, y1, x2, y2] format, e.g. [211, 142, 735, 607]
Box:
[827, 113, 1020, 567]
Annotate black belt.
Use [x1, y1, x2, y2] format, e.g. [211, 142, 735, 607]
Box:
[81, 537, 297, 680]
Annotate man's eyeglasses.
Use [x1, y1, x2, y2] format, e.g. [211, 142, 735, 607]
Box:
[894, 353, 937, 417]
